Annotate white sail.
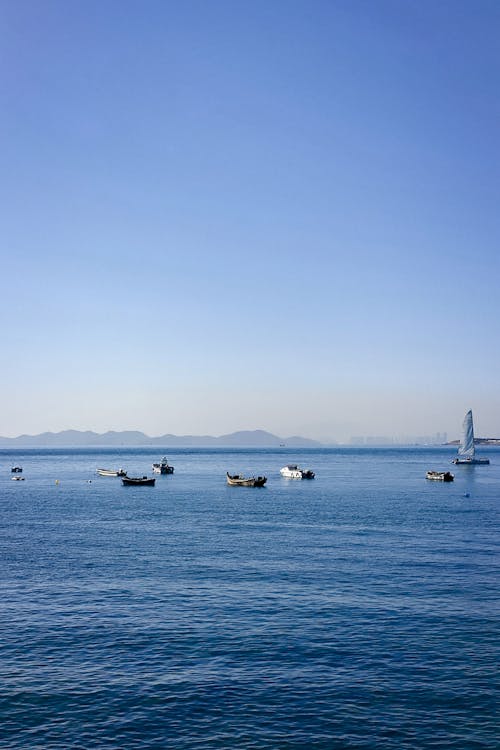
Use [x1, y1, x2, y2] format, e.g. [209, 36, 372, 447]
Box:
[458, 409, 475, 458]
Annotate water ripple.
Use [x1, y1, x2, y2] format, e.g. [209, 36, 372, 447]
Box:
[1, 446, 499, 748]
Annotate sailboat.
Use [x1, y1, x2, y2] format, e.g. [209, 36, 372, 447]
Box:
[452, 410, 490, 465]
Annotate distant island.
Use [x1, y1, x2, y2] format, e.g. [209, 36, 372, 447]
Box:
[0, 429, 321, 448]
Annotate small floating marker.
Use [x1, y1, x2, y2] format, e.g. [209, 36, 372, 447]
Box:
[55, 479, 60, 485]
[464, 492, 470, 498]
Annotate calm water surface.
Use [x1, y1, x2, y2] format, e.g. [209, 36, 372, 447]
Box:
[1, 447, 499, 749]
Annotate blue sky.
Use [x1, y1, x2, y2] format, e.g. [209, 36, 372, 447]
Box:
[1, 0, 499, 441]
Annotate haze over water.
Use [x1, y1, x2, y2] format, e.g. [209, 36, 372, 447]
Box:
[1, 446, 498, 749]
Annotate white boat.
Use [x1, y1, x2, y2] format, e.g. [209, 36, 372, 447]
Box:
[280, 464, 315, 479]
[97, 468, 127, 477]
[452, 410, 490, 465]
[426, 471, 454, 482]
[152, 457, 174, 474]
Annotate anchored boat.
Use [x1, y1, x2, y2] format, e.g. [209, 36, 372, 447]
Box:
[97, 468, 127, 477]
[121, 476, 156, 486]
[426, 471, 454, 482]
[226, 472, 267, 487]
[452, 410, 490, 465]
[152, 457, 174, 474]
[280, 464, 315, 479]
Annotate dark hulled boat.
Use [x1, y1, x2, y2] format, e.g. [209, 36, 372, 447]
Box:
[121, 476, 156, 486]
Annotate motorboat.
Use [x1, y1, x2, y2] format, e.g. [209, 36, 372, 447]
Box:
[152, 457, 174, 474]
[280, 464, 315, 479]
[97, 468, 127, 477]
[426, 471, 454, 482]
[11, 466, 22, 473]
[121, 476, 155, 486]
[452, 410, 490, 465]
[11, 476, 25, 481]
[226, 472, 267, 487]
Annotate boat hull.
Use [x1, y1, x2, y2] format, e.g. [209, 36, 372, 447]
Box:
[452, 458, 490, 465]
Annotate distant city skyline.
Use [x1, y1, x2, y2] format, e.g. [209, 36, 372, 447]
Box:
[350, 433, 449, 446]
[2, 1, 499, 442]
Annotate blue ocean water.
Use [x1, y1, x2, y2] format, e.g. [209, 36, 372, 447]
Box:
[0, 446, 498, 749]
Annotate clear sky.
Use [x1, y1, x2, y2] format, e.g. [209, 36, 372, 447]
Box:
[1, 0, 499, 442]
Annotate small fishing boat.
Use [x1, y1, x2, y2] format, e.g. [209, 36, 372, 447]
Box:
[152, 457, 174, 474]
[11, 476, 25, 481]
[97, 468, 127, 477]
[226, 472, 267, 487]
[452, 410, 490, 464]
[121, 476, 155, 486]
[426, 471, 454, 482]
[280, 464, 315, 479]
[11, 466, 22, 473]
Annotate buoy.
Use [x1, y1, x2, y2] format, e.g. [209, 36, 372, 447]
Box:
[55, 479, 59, 485]
[464, 492, 470, 498]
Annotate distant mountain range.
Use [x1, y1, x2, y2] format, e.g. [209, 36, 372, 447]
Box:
[0, 429, 321, 448]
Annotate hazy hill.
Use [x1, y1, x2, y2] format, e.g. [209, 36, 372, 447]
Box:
[0, 429, 321, 448]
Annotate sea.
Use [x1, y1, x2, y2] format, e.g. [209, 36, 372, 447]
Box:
[1, 446, 498, 749]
